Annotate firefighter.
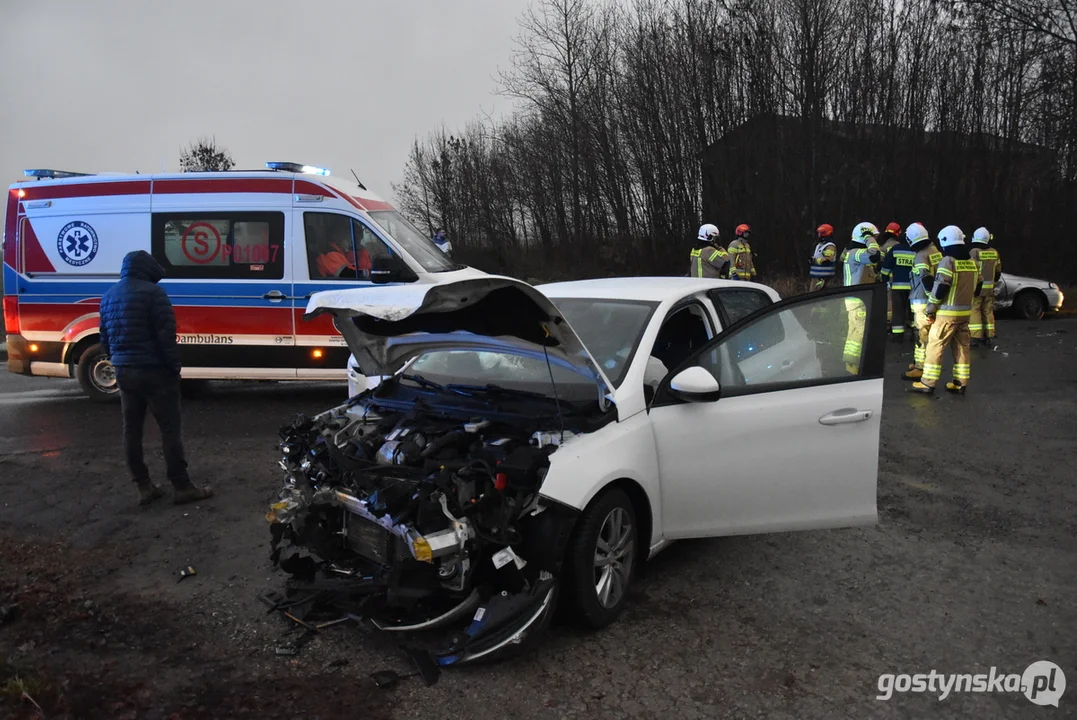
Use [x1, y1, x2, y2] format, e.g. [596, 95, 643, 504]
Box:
[911, 226, 982, 395]
[841, 222, 881, 373]
[879, 222, 901, 330]
[902, 223, 941, 380]
[728, 224, 756, 281]
[810, 224, 838, 291]
[689, 223, 730, 279]
[969, 226, 1001, 346]
[879, 222, 902, 260]
[879, 226, 916, 342]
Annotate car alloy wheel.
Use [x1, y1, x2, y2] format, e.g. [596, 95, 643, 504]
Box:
[594, 506, 634, 609]
[563, 487, 638, 628]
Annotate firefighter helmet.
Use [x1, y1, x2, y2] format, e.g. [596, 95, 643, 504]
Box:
[972, 226, 992, 244]
[852, 222, 879, 242]
[905, 222, 929, 245]
[938, 225, 965, 247]
[816, 223, 834, 238]
[885, 222, 901, 235]
[698, 223, 720, 243]
[735, 223, 751, 237]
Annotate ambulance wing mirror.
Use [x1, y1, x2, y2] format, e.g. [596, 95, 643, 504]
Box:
[370, 255, 417, 284]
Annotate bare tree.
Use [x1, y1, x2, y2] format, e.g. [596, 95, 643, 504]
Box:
[179, 137, 236, 172]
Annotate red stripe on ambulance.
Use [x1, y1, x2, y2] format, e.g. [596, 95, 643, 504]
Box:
[19, 181, 152, 201]
[153, 178, 293, 195]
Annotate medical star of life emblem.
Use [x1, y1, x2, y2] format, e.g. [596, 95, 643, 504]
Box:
[57, 221, 99, 267]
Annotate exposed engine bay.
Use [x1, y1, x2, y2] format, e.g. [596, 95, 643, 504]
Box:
[267, 391, 593, 671]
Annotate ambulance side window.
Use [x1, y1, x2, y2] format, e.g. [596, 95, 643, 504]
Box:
[303, 213, 397, 281]
[151, 212, 285, 279]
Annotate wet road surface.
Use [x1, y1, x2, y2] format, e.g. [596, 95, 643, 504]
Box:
[0, 316, 1075, 719]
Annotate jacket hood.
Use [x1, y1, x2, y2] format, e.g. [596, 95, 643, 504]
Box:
[910, 239, 935, 252]
[121, 250, 165, 283]
[943, 245, 971, 260]
[304, 276, 615, 407]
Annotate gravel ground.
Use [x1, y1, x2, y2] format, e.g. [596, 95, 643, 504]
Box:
[0, 315, 1075, 719]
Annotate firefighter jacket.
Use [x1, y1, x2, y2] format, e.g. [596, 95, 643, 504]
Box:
[970, 246, 1002, 290]
[727, 238, 755, 279]
[928, 253, 982, 319]
[689, 245, 730, 279]
[841, 242, 880, 286]
[909, 242, 943, 305]
[810, 241, 837, 278]
[880, 240, 916, 290]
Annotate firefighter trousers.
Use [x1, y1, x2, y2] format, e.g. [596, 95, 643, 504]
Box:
[844, 297, 867, 371]
[910, 303, 930, 369]
[922, 318, 971, 388]
[890, 289, 909, 335]
[969, 293, 995, 340]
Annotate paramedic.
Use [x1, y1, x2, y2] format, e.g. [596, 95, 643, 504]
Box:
[316, 226, 370, 279]
[98, 251, 213, 506]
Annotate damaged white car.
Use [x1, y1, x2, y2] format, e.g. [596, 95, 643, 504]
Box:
[267, 276, 888, 670]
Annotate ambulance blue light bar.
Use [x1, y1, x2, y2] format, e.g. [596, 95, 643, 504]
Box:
[265, 162, 331, 176]
[23, 169, 92, 179]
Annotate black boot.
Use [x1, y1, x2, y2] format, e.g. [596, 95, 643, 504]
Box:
[137, 481, 165, 506]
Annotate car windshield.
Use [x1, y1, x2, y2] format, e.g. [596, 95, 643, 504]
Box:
[367, 210, 456, 273]
[404, 351, 600, 403]
[548, 298, 658, 386]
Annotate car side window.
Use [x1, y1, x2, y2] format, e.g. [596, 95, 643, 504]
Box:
[650, 303, 713, 376]
[151, 212, 285, 280]
[674, 285, 882, 398]
[303, 213, 396, 281]
[710, 289, 772, 326]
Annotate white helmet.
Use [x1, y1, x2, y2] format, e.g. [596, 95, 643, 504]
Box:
[905, 222, 929, 244]
[938, 225, 965, 248]
[972, 226, 992, 244]
[852, 222, 879, 242]
[698, 223, 720, 243]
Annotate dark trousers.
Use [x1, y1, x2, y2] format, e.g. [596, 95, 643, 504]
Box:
[117, 367, 190, 488]
[890, 289, 910, 335]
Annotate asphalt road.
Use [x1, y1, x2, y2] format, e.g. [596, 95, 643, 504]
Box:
[1, 316, 1075, 719]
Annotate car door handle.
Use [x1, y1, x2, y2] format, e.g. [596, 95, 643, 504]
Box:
[819, 409, 873, 426]
[263, 290, 285, 302]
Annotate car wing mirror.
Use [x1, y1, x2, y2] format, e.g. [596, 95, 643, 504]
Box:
[668, 366, 721, 402]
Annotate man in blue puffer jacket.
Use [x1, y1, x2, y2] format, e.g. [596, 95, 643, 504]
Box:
[99, 250, 213, 506]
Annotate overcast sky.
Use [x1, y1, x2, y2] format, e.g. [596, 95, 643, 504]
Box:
[0, 0, 529, 221]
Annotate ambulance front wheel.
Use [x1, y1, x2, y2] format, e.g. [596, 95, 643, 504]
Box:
[76, 344, 119, 402]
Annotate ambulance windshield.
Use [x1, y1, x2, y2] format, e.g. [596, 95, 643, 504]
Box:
[367, 210, 456, 273]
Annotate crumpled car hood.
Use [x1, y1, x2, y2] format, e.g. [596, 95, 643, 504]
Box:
[304, 276, 614, 402]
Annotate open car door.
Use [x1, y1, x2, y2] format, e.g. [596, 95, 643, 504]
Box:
[649, 283, 887, 538]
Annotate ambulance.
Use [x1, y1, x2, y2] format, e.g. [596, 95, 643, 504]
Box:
[3, 162, 483, 400]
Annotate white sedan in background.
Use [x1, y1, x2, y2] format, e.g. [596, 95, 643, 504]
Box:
[270, 276, 888, 666]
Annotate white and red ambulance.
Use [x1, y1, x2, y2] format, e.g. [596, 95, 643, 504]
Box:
[3, 162, 482, 399]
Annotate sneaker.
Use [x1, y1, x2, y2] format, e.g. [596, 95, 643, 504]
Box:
[945, 380, 966, 395]
[903, 368, 923, 381]
[173, 485, 214, 505]
[909, 381, 934, 394]
[137, 482, 166, 506]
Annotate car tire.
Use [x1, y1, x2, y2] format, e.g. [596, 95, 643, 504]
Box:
[76, 343, 119, 402]
[562, 487, 637, 629]
[1014, 291, 1046, 320]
